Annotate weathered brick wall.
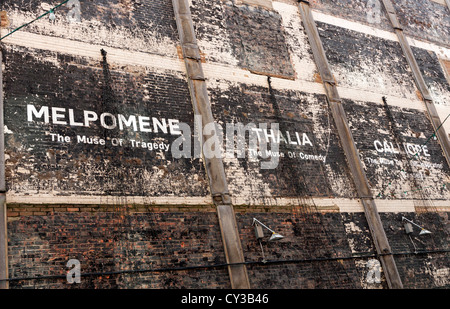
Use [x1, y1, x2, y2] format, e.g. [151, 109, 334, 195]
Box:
[191, 0, 295, 78]
[309, 0, 450, 48]
[221, 1, 295, 78]
[2, 0, 179, 56]
[310, 0, 393, 31]
[317, 21, 419, 101]
[2, 44, 208, 198]
[381, 212, 449, 288]
[6, 206, 448, 289]
[316, 17, 450, 203]
[237, 211, 367, 289]
[343, 99, 450, 200]
[7, 208, 230, 289]
[413, 46, 450, 107]
[1, 0, 449, 289]
[392, 0, 450, 47]
[208, 81, 357, 202]
[237, 210, 449, 289]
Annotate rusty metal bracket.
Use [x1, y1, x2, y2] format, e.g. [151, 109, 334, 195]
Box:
[213, 193, 232, 206]
[297, 0, 403, 289]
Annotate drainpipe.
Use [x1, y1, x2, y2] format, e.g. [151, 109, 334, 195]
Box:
[0, 43, 8, 289]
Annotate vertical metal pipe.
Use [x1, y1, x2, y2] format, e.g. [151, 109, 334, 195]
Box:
[0, 44, 9, 288]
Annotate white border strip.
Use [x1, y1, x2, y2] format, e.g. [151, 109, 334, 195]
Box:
[310, 8, 450, 58]
[435, 105, 450, 134]
[7, 194, 450, 212]
[6, 194, 212, 206]
[311, 10, 399, 42]
[1, 31, 185, 73]
[232, 196, 449, 213]
[337, 86, 426, 111]
[0, 29, 434, 110]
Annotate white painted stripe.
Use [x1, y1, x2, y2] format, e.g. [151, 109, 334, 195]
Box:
[306, 5, 450, 58]
[232, 196, 450, 213]
[429, 0, 446, 6]
[407, 37, 450, 61]
[0, 22, 437, 112]
[435, 105, 450, 134]
[10, 193, 448, 213]
[1, 31, 185, 74]
[311, 10, 399, 42]
[337, 86, 426, 111]
[6, 194, 212, 206]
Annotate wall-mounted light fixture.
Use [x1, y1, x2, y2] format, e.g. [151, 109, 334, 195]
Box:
[253, 218, 284, 241]
[252, 218, 284, 263]
[402, 216, 431, 236]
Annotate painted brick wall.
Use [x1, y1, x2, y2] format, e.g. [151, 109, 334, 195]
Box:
[7, 210, 230, 289]
[2, 0, 179, 57]
[316, 20, 450, 202]
[343, 99, 450, 200]
[1, 0, 449, 289]
[309, 0, 450, 48]
[317, 21, 419, 101]
[413, 46, 450, 107]
[207, 80, 357, 202]
[191, 0, 296, 78]
[2, 44, 208, 198]
[309, 0, 393, 31]
[392, 0, 450, 47]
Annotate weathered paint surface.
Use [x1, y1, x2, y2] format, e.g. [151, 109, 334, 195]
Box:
[2, 0, 179, 57]
[1, 0, 449, 289]
[392, 0, 450, 47]
[207, 80, 356, 202]
[3, 45, 209, 197]
[413, 46, 450, 107]
[343, 99, 450, 200]
[192, 0, 295, 78]
[318, 21, 418, 101]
